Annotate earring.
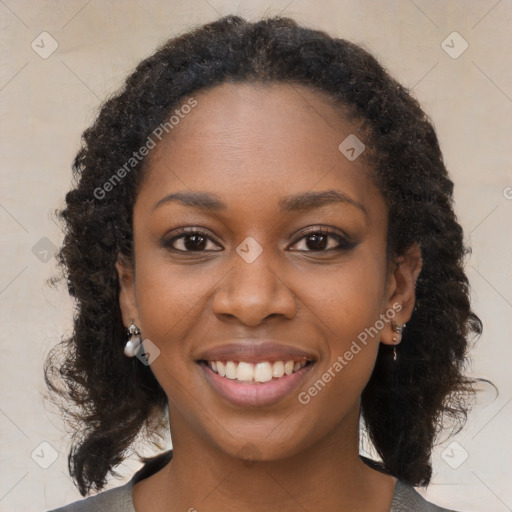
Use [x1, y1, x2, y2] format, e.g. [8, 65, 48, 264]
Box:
[124, 319, 142, 357]
[390, 321, 406, 362]
[390, 320, 406, 342]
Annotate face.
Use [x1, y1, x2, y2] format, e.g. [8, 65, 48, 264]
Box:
[117, 82, 420, 463]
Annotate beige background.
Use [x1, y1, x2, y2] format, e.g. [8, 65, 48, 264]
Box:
[0, 1, 511, 511]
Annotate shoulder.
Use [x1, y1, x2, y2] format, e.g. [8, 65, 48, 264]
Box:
[391, 480, 461, 512]
[45, 450, 173, 512]
[45, 480, 135, 512]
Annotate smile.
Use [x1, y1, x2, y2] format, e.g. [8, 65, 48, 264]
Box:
[204, 359, 311, 383]
[198, 358, 315, 407]
[196, 341, 317, 406]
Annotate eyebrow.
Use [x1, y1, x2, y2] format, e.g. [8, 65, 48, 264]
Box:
[152, 190, 367, 216]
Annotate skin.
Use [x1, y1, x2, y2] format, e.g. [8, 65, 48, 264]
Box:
[116, 82, 422, 512]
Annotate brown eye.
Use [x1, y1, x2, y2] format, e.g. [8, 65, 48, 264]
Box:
[290, 229, 356, 252]
[161, 229, 222, 252]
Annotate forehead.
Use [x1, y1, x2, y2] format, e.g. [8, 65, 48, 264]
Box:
[137, 82, 381, 218]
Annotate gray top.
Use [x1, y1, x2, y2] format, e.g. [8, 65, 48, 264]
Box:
[47, 451, 458, 512]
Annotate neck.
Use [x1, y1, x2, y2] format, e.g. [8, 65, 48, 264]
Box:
[133, 404, 396, 512]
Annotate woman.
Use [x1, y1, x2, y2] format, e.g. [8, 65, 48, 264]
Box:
[45, 15, 482, 512]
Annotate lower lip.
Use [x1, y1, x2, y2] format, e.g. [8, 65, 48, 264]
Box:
[199, 362, 314, 407]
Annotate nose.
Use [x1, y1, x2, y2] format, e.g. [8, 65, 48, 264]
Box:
[211, 247, 297, 327]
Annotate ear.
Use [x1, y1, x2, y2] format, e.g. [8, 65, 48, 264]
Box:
[115, 253, 140, 328]
[381, 243, 422, 346]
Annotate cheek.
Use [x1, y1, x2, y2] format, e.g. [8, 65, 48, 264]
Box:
[303, 250, 388, 388]
[133, 242, 215, 338]
[305, 252, 388, 338]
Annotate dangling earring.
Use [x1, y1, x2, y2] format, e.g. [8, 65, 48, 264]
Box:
[390, 320, 406, 362]
[124, 319, 142, 357]
[390, 320, 405, 341]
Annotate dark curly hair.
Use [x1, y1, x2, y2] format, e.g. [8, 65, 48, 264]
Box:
[44, 14, 482, 496]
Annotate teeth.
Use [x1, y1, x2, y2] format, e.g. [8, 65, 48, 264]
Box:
[254, 362, 273, 383]
[225, 361, 237, 380]
[207, 359, 308, 383]
[272, 361, 285, 378]
[237, 362, 254, 381]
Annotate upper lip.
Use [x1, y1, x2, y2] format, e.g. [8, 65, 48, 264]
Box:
[196, 341, 316, 363]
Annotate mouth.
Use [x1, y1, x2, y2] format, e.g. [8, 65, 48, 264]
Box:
[195, 341, 316, 407]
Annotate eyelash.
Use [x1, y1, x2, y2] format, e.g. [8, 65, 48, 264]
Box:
[161, 227, 355, 253]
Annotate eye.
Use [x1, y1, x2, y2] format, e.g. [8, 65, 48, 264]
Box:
[289, 228, 355, 252]
[161, 227, 356, 253]
[161, 228, 222, 252]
